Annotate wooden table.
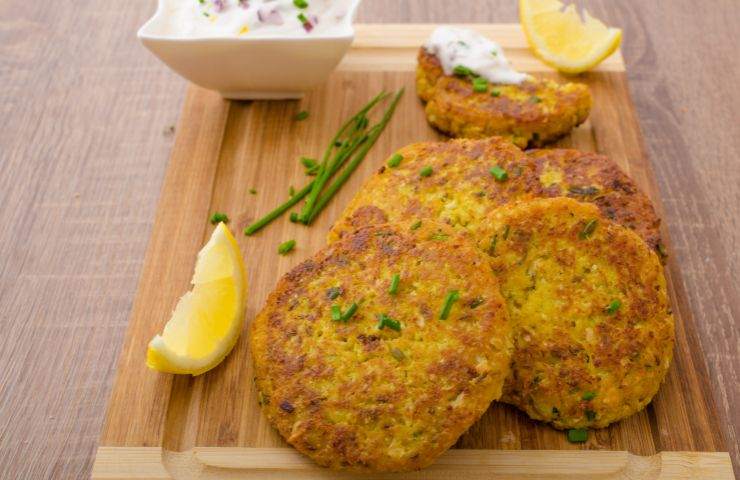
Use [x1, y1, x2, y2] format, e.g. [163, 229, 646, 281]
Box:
[0, 1, 737, 478]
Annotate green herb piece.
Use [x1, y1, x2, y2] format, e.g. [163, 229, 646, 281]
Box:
[301, 157, 320, 175]
[289, 186, 296, 196]
[202, 11, 210, 18]
[490, 165, 508, 182]
[503, 225, 511, 240]
[340, 302, 358, 322]
[567, 428, 588, 443]
[552, 406, 560, 415]
[390, 347, 405, 361]
[582, 391, 596, 401]
[410, 220, 422, 230]
[453, 65, 473, 77]
[472, 77, 488, 93]
[585, 410, 596, 421]
[299, 88, 404, 225]
[209, 212, 229, 224]
[488, 235, 498, 255]
[657, 242, 668, 259]
[579, 219, 598, 239]
[278, 239, 296, 255]
[605, 299, 621, 314]
[334, 140, 343, 147]
[249, 188, 257, 195]
[377, 313, 401, 331]
[491, 89, 501, 97]
[389, 274, 400, 295]
[420, 166, 433, 177]
[491, 50, 498, 56]
[469, 297, 484, 309]
[439, 290, 460, 320]
[331, 304, 342, 321]
[294, 110, 309, 121]
[293, 0, 308, 8]
[289, 212, 299, 223]
[387, 153, 403, 168]
[297, 12, 309, 24]
[327, 287, 342, 300]
[430, 231, 448, 241]
[529, 95, 542, 104]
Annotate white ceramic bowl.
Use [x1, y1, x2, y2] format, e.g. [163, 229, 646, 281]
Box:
[137, 0, 361, 99]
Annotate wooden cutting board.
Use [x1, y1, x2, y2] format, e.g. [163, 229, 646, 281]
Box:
[92, 25, 732, 479]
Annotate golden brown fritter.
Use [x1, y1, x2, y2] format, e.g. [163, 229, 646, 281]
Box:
[251, 223, 512, 471]
[484, 198, 674, 429]
[328, 138, 662, 255]
[417, 50, 592, 148]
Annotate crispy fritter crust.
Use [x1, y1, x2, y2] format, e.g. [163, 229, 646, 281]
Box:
[251, 223, 512, 471]
[485, 198, 674, 429]
[328, 138, 662, 254]
[417, 50, 592, 148]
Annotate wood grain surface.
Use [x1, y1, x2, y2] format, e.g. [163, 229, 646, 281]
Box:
[0, 1, 737, 479]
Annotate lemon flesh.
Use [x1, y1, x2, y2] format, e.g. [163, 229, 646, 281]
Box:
[520, 0, 622, 74]
[147, 223, 247, 376]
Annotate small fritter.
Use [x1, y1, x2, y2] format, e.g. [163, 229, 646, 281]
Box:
[251, 223, 512, 471]
[417, 50, 592, 148]
[484, 197, 674, 429]
[328, 138, 662, 255]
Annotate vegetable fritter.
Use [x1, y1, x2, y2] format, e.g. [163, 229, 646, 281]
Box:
[485, 198, 674, 429]
[251, 223, 512, 471]
[328, 138, 662, 255]
[417, 49, 592, 148]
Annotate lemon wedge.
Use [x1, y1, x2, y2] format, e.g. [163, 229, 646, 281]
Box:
[147, 223, 247, 376]
[520, 0, 622, 74]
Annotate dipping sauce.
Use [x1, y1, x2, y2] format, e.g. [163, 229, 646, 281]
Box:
[161, 0, 355, 38]
[424, 26, 530, 85]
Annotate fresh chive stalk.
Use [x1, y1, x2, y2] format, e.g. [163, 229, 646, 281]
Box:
[377, 313, 401, 331]
[243, 91, 392, 235]
[490, 165, 508, 181]
[277, 239, 296, 255]
[331, 304, 342, 321]
[420, 166, 433, 177]
[387, 153, 403, 168]
[303, 88, 405, 224]
[582, 391, 596, 401]
[339, 302, 358, 322]
[605, 300, 621, 314]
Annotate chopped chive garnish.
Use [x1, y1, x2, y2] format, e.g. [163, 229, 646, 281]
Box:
[472, 77, 488, 93]
[410, 220, 422, 230]
[294, 110, 309, 121]
[249, 188, 257, 194]
[469, 297, 484, 309]
[293, 0, 308, 8]
[297, 12, 308, 24]
[300, 157, 318, 169]
[567, 428, 588, 443]
[529, 95, 542, 104]
[420, 166, 433, 177]
[209, 212, 229, 224]
[278, 239, 296, 255]
[289, 186, 296, 196]
[289, 212, 299, 223]
[439, 290, 460, 320]
[430, 231, 448, 241]
[582, 391, 596, 401]
[334, 140, 343, 147]
[339, 302, 358, 322]
[490, 165, 508, 182]
[491, 50, 498, 56]
[203, 11, 210, 17]
[390, 347, 405, 361]
[389, 274, 400, 295]
[503, 225, 511, 239]
[488, 235, 498, 255]
[387, 153, 403, 168]
[453, 65, 473, 76]
[377, 313, 401, 331]
[331, 304, 342, 321]
[491, 89, 501, 97]
[585, 410, 596, 421]
[605, 299, 621, 314]
[579, 219, 598, 239]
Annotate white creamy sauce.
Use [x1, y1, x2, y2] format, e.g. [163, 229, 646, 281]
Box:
[160, 0, 354, 38]
[424, 26, 530, 85]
